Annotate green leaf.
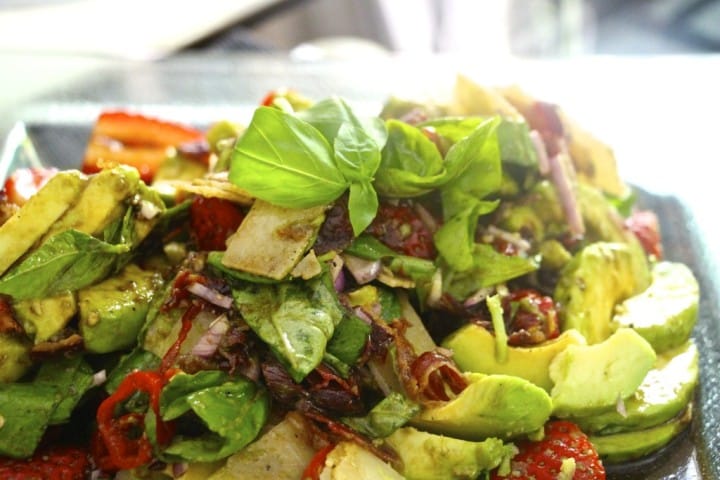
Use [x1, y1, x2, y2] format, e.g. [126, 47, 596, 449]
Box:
[444, 244, 538, 300]
[35, 356, 95, 424]
[159, 372, 269, 462]
[348, 180, 379, 236]
[105, 348, 161, 394]
[0, 229, 130, 301]
[345, 234, 399, 260]
[334, 122, 382, 181]
[374, 119, 447, 198]
[298, 97, 388, 148]
[343, 393, 420, 439]
[232, 277, 343, 382]
[229, 107, 347, 208]
[326, 314, 372, 366]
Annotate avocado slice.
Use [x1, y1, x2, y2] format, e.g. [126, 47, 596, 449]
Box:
[612, 261, 699, 353]
[554, 242, 650, 344]
[573, 341, 698, 434]
[0, 170, 87, 276]
[411, 372, 552, 440]
[589, 408, 692, 463]
[42, 165, 140, 241]
[78, 264, 164, 353]
[549, 328, 656, 417]
[13, 292, 77, 344]
[443, 325, 586, 392]
[0, 333, 31, 383]
[384, 427, 516, 480]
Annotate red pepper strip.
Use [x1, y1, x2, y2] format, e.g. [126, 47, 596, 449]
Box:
[160, 302, 201, 373]
[96, 371, 165, 470]
[301, 444, 335, 480]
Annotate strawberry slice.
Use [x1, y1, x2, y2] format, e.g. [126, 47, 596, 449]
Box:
[0, 444, 90, 480]
[2, 167, 58, 206]
[190, 196, 246, 251]
[82, 111, 205, 184]
[493, 420, 606, 480]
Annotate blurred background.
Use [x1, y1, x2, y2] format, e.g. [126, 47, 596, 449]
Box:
[0, 0, 717, 60]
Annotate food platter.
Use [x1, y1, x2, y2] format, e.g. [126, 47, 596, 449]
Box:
[0, 54, 718, 479]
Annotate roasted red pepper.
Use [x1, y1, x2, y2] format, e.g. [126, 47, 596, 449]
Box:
[82, 111, 205, 183]
[301, 444, 335, 480]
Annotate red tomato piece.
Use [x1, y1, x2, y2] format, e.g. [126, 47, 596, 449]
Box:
[366, 202, 436, 259]
[2, 167, 58, 206]
[625, 209, 663, 259]
[190, 196, 246, 251]
[493, 420, 606, 480]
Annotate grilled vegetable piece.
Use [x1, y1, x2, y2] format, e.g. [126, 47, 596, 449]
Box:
[222, 200, 327, 280]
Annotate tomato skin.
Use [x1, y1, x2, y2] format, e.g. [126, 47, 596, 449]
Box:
[190, 196, 246, 251]
[301, 444, 335, 480]
[492, 420, 605, 480]
[366, 203, 436, 259]
[625, 210, 663, 259]
[0, 444, 90, 480]
[2, 167, 58, 206]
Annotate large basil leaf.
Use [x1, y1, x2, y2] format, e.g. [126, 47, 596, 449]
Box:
[229, 106, 347, 208]
[0, 229, 130, 301]
[374, 119, 447, 198]
[159, 371, 269, 462]
[233, 277, 344, 382]
[297, 96, 388, 148]
[326, 314, 372, 366]
[35, 356, 96, 424]
[444, 244, 538, 300]
[343, 393, 420, 439]
[347, 180, 379, 236]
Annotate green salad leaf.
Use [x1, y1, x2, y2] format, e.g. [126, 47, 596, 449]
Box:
[343, 392, 420, 439]
[158, 371, 268, 462]
[232, 277, 344, 382]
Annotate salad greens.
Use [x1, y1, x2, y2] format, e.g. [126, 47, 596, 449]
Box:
[0, 76, 700, 480]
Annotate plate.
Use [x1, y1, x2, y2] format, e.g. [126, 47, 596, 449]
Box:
[1, 113, 718, 479]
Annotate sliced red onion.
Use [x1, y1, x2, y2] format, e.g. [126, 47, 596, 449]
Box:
[485, 225, 532, 254]
[343, 254, 382, 285]
[413, 202, 439, 233]
[548, 147, 585, 237]
[464, 286, 494, 307]
[329, 254, 346, 291]
[191, 314, 230, 357]
[353, 306, 373, 324]
[91, 369, 107, 387]
[173, 462, 189, 478]
[530, 129, 550, 176]
[187, 282, 233, 309]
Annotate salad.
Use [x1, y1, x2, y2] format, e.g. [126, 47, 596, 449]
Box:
[0, 74, 700, 480]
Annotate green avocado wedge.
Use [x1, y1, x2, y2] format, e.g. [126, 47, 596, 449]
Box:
[612, 261, 699, 353]
[549, 328, 656, 417]
[0, 334, 31, 383]
[589, 407, 692, 463]
[384, 427, 516, 480]
[79, 264, 164, 353]
[554, 242, 650, 344]
[572, 341, 698, 434]
[411, 372, 552, 440]
[13, 292, 77, 344]
[443, 326, 586, 392]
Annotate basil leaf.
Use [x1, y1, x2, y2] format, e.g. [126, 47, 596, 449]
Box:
[0, 230, 130, 301]
[326, 314, 372, 366]
[433, 199, 499, 272]
[106, 348, 161, 394]
[444, 243, 538, 300]
[375, 119, 448, 198]
[229, 107, 347, 208]
[35, 356, 95, 424]
[334, 122, 383, 181]
[348, 180, 379, 236]
[298, 97, 388, 148]
[345, 234, 399, 260]
[343, 393, 420, 439]
[159, 372, 269, 462]
[233, 277, 343, 382]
